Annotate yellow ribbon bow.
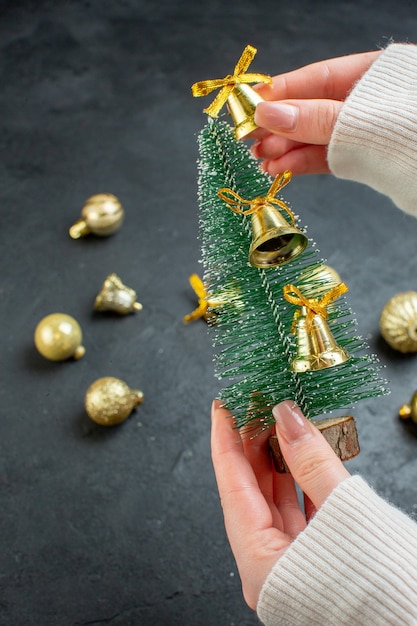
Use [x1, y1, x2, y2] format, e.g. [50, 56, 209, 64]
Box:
[191, 45, 272, 118]
[217, 170, 295, 224]
[183, 274, 215, 323]
[283, 282, 349, 331]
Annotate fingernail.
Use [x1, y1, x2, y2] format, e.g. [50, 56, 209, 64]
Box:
[211, 399, 222, 418]
[272, 400, 313, 445]
[255, 102, 298, 132]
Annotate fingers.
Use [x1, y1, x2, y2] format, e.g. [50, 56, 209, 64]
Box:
[255, 98, 344, 145]
[261, 145, 330, 177]
[241, 429, 305, 534]
[251, 134, 298, 160]
[252, 134, 330, 176]
[241, 424, 276, 499]
[273, 472, 307, 538]
[254, 50, 381, 101]
[211, 400, 280, 536]
[252, 98, 342, 175]
[211, 401, 306, 538]
[249, 50, 381, 177]
[272, 400, 350, 509]
[211, 400, 292, 610]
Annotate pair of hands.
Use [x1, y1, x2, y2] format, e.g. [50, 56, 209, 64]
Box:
[211, 51, 381, 610]
[250, 50, 380, 176]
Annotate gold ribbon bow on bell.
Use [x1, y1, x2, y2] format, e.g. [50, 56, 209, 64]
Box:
[283, 282, 349, 331]
[191, 44, 272, 117]
[217, 170, 294, 220]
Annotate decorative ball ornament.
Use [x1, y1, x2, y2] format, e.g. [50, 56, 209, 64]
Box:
[379, 291, 417, 353]
[34, 313, 85, 361]
[69, 193, 124, 239]
[399, 390, 417, 423]
[85, 377, 144, 426]
[299, 264, 342, 298]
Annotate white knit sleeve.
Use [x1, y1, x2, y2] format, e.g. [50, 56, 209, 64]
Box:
[257, 475, 417, 626]
[328, 43, 417, 217]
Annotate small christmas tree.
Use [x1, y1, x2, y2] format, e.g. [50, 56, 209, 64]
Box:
[197, 117, 388, 435]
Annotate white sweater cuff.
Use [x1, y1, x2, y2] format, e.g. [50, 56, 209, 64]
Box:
[257, 475, 417, 626]
[328, 43, 417, 217]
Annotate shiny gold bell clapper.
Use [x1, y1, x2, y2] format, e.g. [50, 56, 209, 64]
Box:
[291, 306, 350, 373]
[380, 291, 417, 353]
[94, 273, 143, 315]
[34, 313, 86, 361]
[85, 377, 144, 426]
[69, 193, 124, 239]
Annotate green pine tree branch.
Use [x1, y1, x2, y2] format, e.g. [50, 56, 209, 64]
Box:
[198, 118, 388, 433]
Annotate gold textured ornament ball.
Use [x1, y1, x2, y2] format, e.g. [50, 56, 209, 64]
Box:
[69, 193, 124, 239]
[379, 291, 417, 353]
[399, 390, 417, 423]
[298, 264, 342, 298]
[85, 377, 144, 426]
[34, 313, 85, 361]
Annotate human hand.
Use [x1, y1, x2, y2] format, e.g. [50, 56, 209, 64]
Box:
[250, 51, 381, 176]
[211, 399, 350, 610]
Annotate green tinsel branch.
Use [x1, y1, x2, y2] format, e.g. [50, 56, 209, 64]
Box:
[198, 118, 388, 433]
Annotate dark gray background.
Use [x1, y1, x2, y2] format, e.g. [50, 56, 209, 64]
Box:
[1, 1, 417, 624]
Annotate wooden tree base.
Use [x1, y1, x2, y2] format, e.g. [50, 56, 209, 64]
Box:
[269, 415, 360, 474]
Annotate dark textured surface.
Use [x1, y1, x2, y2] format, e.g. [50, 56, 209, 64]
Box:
[1, 1, 417, 624]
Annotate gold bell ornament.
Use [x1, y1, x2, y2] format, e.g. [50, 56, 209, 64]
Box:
[69, 193, 124, 239]
[34, 313, 85, 361]
[94, 273, 143, 315]
[283, 283, 350, 372]
[85, 376, 144, 426]
[191, 44, 272, 140]
[379, 291, 417, 353]
[218, 171, 308, 268]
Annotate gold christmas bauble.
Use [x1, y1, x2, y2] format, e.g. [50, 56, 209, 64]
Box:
[69, 193, 124, 239]
[379, 291, 417, 353]
[399, 390, 417, 423]
[298, 264, 342, 298]
[34, 313, 85, 361]
[85, 377, 144, 426]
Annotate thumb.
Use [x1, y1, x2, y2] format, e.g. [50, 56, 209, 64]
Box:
[254, 99, 343, 145]
[272, 400, 350, 508]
